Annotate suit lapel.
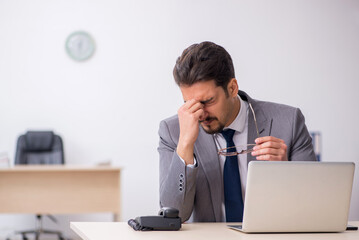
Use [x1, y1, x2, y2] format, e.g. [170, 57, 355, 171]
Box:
[239, 91, 273, 163]
[194, 126, 222, 222]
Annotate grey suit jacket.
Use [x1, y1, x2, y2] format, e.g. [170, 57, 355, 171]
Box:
[158, 90, 317, 222]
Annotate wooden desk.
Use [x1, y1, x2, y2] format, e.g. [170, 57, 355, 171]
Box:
[0, 165, 121, 221]
[70, 221, 359, 240]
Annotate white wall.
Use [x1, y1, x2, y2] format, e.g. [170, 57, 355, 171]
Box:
[0, 0, 358, 238]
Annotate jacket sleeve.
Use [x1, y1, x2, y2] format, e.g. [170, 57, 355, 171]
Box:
[289, 108, 317, 162]
[158, 120, 198, 222]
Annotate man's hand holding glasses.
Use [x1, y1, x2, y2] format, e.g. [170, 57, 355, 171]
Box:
[217, 102, 288, 161]
[252, 136, 288, 161]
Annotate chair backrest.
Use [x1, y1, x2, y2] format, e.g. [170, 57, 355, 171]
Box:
[15, 131, 64, 165]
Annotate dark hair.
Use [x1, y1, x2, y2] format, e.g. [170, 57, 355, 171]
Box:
[173, 41, 235, 93]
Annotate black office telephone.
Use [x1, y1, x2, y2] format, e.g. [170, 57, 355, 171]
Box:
[128, 207, 181, 231]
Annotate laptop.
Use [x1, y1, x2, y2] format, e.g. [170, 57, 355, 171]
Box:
[229, 161, 355, 233]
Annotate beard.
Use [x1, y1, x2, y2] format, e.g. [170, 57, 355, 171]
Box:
[199, 117, 225, 134]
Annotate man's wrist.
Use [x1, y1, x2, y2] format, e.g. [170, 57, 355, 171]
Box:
[177, 140, 195, 165]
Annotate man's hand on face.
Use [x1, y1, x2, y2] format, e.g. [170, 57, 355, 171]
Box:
[177, 99, 205, 165]
[251, 136, 288, 161]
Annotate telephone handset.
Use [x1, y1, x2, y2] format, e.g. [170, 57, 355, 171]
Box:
[128, 207, 181, 231]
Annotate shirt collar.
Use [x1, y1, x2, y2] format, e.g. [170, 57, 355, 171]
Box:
[223, 95, 248, 133]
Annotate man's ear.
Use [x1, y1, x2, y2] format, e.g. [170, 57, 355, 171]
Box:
[227, 78, 239, 97]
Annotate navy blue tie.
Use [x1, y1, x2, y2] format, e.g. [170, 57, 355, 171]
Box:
[221, 129, 244, 222]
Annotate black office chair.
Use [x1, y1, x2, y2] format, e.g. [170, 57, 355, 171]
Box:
[11, 131, 65, 240]
[15, 131, 64, 165]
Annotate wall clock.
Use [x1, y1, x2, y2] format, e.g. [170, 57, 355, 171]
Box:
[65, 31, 95, 61]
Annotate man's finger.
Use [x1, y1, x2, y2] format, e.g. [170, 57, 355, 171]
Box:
[255, 136, 285, 144]
[253, 141, 283, 151]
[251, 147, 285, 157]
[183, 98, 202, 107]
[188, 102, 204, 113]
[193, 108, 205, 120]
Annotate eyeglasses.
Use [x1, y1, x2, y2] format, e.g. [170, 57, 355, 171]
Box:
[218, 144, 257, 156]
[217, 102, 259, 156]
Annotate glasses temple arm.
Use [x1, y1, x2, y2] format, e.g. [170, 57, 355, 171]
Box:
[249, 102, 260, 139]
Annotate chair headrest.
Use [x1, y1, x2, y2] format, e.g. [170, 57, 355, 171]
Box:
[25, 131, 54, 151]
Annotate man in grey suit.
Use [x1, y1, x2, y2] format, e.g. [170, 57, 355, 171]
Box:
[158, 42, 316, 223]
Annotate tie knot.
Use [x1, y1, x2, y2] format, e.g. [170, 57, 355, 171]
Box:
[221, 129, 236, 143]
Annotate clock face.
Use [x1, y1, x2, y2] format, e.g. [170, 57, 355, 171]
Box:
[65, 31, 95, 61]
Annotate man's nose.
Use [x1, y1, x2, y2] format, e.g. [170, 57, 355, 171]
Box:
[199, 110, 209, 121]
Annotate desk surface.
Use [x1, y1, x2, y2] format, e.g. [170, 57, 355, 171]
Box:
[0, 165, 121, 220]
[71, 221, 359, 240]
[0, 165, 122, 172]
